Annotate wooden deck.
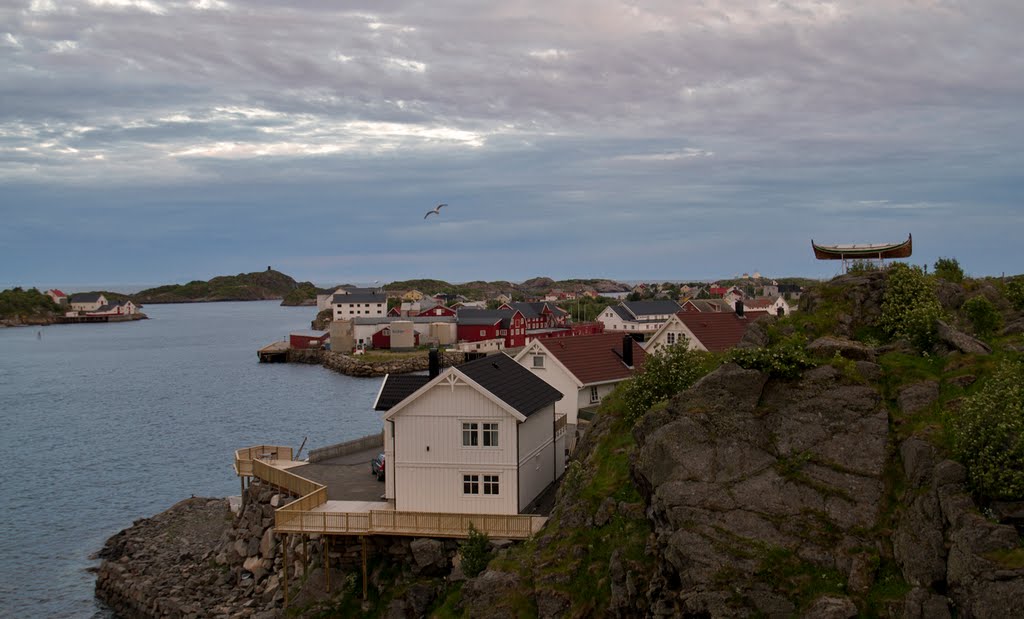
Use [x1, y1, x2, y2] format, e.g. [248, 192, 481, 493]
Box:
[235, 445, 545, 539]
[257, 341, 289, 363]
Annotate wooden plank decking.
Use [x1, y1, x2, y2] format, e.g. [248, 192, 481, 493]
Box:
[235, 444, 545, 539]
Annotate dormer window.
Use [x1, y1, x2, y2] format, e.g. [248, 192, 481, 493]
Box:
[532, 355, 544, 368]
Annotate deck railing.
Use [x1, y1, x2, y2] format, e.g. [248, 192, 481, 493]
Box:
[236, 443, 544, 540]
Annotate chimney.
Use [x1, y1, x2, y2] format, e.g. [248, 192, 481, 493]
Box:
[429, 348, 440, 378]
[622, 334, 634, 367]
[735, 299, 745, 318]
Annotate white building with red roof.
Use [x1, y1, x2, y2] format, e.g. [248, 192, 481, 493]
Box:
[514, 332, 646, 449]
[44, 289, 68, 305]
[645, 303, 768, 354]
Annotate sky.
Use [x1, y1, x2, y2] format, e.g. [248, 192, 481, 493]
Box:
[2, 0, 1022, 291]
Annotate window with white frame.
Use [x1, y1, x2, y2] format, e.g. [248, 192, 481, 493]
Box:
[483, 475, 499, 495]
[590, 386, 600, 403]
[482, 422, 498, 447]
[462, 422, 479, 446]
[532, 355, 544, 368]
[667, 332, 676, 345]
[463, 474, 479, 494]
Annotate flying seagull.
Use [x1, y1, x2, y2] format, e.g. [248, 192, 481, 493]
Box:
[424, 203, 447, 219]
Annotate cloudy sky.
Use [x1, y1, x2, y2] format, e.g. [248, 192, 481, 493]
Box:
[2, 0, 1022, 290]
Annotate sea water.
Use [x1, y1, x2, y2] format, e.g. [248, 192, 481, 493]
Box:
[0, 301, 382, 617]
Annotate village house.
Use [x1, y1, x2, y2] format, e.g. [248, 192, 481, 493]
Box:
[317, 285, 383, 312]
[89, 299, 138, 316]
[645, 302, 769, 353]
[337, 316, 457, 351]
[680, 299, 732, 313]
[69, 293, 108, 313]
[288, 330, 329, 350]
[513, 333, 645, 450]
[331, 291, 387, 321]
[731, 296, 791, 316]
[374, 353, 566, 515]
[597, 299, 681, 334]
[456, 308, 527, 348]
[44, 289, 68, 305]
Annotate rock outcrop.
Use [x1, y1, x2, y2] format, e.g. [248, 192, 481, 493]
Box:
[287, 349, 465, 377]
[631, 363, 889, 616]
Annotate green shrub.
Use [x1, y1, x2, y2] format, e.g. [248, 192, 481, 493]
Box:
[729, 337, 817, 379]
[619, 340, 716, 423]
[880, 263, 944, 351]
[963, 296, 1003, 339]
[934, 257, 964, 283]
[459, 524, 492, 578]
[1006, 280, 1024, 311]
[948, 360, 1024, 501]
[848, 260, 880, 275]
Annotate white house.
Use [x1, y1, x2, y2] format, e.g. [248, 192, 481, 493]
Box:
[731, 296, 791, 316]
[645, 305, 769, 354]
[69, 293, 107, 313]
[89, 299, 138, 316]
[332, 292, 387, 321]
[513, 333, 646, 449]
[374, 354, 565, 515]
[44, 289, 68, 305]
[597, 300, 681, 334]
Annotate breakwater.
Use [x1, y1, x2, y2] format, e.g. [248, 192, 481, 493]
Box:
[287, 349, 466, 377]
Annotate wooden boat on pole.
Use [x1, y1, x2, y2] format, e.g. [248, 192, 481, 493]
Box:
[811, 234, 912, 271]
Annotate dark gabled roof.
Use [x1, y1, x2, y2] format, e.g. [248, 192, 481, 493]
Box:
[685, 299, 730, 313]
[507, 301, 568, 320]
[353, 316, 456, 325]
[374, 374, 432, 411]
[621, 300, 682, 318]
[457, 308, 520, 328]
[540, 332, 647, 385]
[608, 305, 632, 321]
[458, 354, 562, 417]
[70, 293, 103, 303]
[333, 293, 387, 304]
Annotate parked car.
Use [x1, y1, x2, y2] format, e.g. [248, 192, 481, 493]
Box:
[370, 453, 385, 481]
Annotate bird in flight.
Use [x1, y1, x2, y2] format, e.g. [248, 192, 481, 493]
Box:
[424, 203, 447, 219]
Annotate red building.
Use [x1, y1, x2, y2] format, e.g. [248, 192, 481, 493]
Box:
[371, 326, 421, 349]
[456, 308, 527, 348]
[289, 330, 329, 349]
[499, 302, 570, 331]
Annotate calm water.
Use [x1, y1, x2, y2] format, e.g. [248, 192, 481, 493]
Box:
[0, 302, 382, 618]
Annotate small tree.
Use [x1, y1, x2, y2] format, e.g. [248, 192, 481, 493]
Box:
[1006, 279, 1024, 311]
[880, 263, 944, 351]
[949, 360, 1024, 501]
[459, 523, 492, 578]
[620, 340, 715, 423]
[962, 296, 1003, 339]
[934, 257, 964, 283]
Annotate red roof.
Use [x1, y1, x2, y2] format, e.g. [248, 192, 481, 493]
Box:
[742, 298, 777, 310]
[49, 289, 67, 297]
[677, 311, 768, 352]
[539, 332, 646, 385]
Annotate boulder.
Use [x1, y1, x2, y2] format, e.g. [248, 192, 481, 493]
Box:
[807, 336, 876, 361]
[461, 570, 523, 619]
[898, 381, 940, 415]
[409, 538, 446, 575]
[936, 321, 991, 355]
[801, 595, 857, 618]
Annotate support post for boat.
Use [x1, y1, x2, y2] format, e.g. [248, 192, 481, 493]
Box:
[324, 536, 330, 593]
[283, 534, 289, 609]
[361, 536, 368, 601]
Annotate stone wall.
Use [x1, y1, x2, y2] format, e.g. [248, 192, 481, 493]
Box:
[286, 348, 466, 378]
[308, 432, 385, 463]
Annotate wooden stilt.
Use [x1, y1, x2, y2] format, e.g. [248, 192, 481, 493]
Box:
[324, 536, 330, 593]
[362, 536, 368, 601]
[302, 535, 308, 576]
[283, 534, 289, 609]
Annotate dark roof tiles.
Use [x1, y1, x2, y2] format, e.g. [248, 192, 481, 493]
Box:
[458, 354, 562, 417]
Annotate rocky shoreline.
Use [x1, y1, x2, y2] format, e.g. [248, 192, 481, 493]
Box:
[95, 481, 479, 619]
